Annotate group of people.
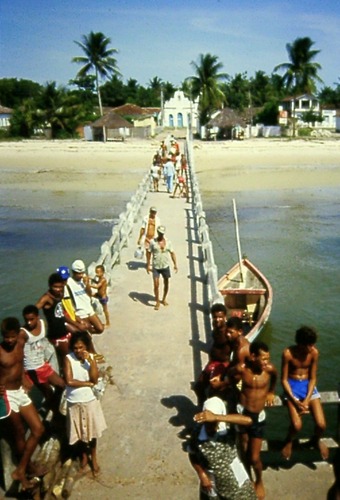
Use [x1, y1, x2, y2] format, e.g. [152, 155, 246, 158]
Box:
[150, 136, 188, 198]
[189, 303, 329, 499]
[0, 259, 110, 491]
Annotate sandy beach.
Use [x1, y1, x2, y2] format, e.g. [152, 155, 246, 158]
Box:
[0, 136, 339, 499]
[1, 137, 340, 195]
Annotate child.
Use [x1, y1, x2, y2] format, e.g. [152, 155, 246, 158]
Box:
[21, 305, 65, 418]
[91, 265, 110, 327]
[0, 317, 47, 490]
[64, 331, 107, 476]
[281, 325, 328, 461]
[230, 341, 277, 500]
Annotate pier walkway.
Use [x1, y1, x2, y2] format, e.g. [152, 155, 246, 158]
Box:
[74, 185, 211, 498]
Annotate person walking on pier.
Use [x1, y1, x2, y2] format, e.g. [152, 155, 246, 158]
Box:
[146, 226, 178, 311]
[137, 207, 161, 261]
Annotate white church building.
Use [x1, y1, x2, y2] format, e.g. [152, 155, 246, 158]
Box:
[162, 90, 198, 132]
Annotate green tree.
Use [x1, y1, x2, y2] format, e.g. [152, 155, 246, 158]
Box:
[186, 53, 227, 126]
[274, 37, 323, 94]
[72, 31, 120, 116]
[222, 72, 249, 110]
[0, 78, 42, 108]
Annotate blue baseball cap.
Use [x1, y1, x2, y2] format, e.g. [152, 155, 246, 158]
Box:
[56, 266, 70, 280]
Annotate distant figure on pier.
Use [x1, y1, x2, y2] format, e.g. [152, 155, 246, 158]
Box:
[137, 207, 161, 260]
[91, 265, 110, 327]
[150, 159, 161, 192]
[146, 226, 178, 311]
[67, 260, 104, 336]
[281, 325, 329, 461]
[163, 156, 176, 193]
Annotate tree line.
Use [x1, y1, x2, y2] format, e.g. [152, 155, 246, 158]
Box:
[0, 32, 339, 139]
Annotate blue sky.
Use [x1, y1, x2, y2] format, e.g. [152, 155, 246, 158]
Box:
[1, 0, 339, 90]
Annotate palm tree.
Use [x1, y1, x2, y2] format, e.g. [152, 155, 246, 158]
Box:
[274, 37, 323, 95]
[186, 53, 227, 126]
[72, 32, 120, 116]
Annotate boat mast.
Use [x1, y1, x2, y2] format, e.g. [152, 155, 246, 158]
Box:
[232, 198, 244, 283]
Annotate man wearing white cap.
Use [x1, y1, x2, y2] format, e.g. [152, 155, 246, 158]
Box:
[147, 226, 177, 310]
[67, 259, 104, 335]
[137, 207, 161, 262]
[189, 396, 256, 499]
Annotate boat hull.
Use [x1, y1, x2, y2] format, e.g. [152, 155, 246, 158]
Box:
[217, 258, 273, 342]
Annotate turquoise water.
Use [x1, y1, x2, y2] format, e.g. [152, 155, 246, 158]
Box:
[0, 189, 134, 317]
[202, 187, 340, 391]
[1, 181, 339, 396]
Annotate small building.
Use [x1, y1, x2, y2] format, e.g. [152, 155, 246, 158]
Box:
[112, 103, 160, 138]
[90, 112, 133, 141]
[0, 105, 13, 129]
[207, 107, 247, 140]
[162, 90, 198, 131]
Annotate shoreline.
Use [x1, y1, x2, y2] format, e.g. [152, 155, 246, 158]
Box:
[1, 137, 340, 194]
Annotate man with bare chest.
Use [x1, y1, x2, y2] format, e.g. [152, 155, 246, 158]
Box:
[0, 317, 47, 490]
[281, 325, 328, 461]
[230, 341, 277, 500]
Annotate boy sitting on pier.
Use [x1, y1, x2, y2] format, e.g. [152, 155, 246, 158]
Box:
[281, 325, 329, 461]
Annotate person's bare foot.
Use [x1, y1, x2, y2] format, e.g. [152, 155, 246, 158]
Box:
[161, 300, 169, 306]
[317, 439, 329, 460]
[154, 302, 160, 310]
[281, 440, 293, 460]
[255, 480, 265, 500]
[11, 469, 37, 491]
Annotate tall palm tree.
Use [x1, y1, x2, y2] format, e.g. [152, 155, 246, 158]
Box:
[72, 32, 120, 116]
[274, 37, 323, 95]
[186, 53, 227, 126]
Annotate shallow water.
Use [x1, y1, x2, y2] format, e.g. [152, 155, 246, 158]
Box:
[0, 189, 134, 316]
[0, 181, 339, 395]
[202, 186, 340, 390]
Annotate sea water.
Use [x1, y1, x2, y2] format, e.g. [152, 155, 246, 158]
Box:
[0, 177, 339, 432]
[202, 185, 340, 441]
[0, 188, 134, 316]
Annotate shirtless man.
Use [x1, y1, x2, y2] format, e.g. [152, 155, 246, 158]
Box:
[231, 341, 277, 500]
[137, 207, 160, 261]
[0, 317, 47, 490]
[281, 325, 328, 461]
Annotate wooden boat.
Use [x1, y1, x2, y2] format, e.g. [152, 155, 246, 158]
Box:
[217, 200, 273, 342]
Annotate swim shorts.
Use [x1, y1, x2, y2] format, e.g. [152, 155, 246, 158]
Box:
[236, 404, 266, 438]
[287, 378, 320, 401]
[97, 296, 109, 306]
[6, 387, 32, 413]
[26, 361, 55, 384]
[50, 332, 72, 347]
[153, 266, 171, 279]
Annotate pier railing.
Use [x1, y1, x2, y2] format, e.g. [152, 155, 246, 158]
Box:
[185, 136, 223, 305]
[88, 173, 151, 280]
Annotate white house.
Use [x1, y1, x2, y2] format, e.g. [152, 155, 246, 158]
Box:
[162, 90, 198, 131]
[0, 105, 13, 129]
[279, 94, 337, 130]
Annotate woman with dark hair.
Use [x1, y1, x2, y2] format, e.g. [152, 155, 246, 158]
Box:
[64, 331, 106, 475]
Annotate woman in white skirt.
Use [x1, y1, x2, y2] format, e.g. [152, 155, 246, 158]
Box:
[64, 331, 107, 475]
